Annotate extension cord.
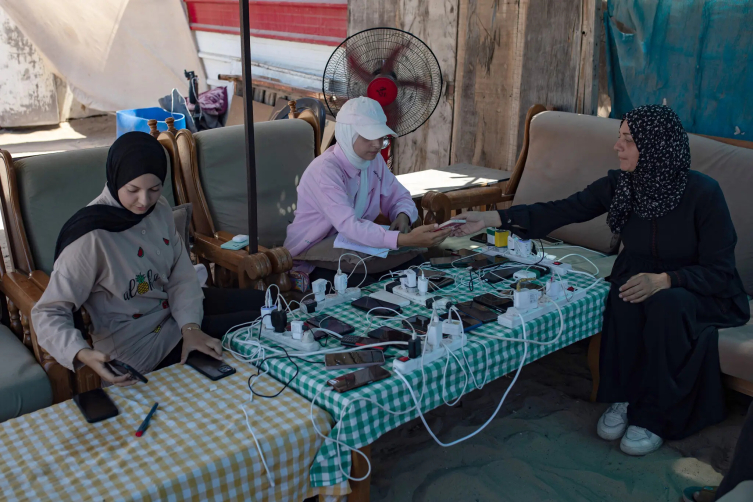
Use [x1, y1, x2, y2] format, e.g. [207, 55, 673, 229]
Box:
[483, 247, 573, 276]
[388, 285, 435, 308]
[498, 284, 588, 328]
[298, 287, 362, 314]
[259, 326, 322, 352]
[392, 335, 467, 374]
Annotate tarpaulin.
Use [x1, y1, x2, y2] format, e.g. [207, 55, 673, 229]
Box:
[0, 0, 206, 112]
[605, 0, 752, 139]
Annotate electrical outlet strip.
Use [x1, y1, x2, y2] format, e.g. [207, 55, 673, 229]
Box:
[259, 327, 322, 352]
[392, 335, 467, 374]
[483, 247, 573, 276]
[298, 288, 362, 314]
[388, 285, 435, 308]
[497, 284, 589, 328]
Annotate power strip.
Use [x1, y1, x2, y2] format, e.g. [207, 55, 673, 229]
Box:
[497, 285, 589, 328]
[298, 288, 362, 314]
[388, 285, 435, 308]
[259, 327, 322, 352]
[483, 247, 573, 276]
[392, 335, 467, 374]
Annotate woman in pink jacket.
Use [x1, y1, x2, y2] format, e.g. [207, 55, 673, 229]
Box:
[284, 97, 451, 286]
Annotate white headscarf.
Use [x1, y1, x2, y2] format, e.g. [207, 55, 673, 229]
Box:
[335, 121, 371, 219]
[334, 97, 397, 220]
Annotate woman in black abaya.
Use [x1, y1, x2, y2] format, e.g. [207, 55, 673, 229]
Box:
[453, 105, 750, 455]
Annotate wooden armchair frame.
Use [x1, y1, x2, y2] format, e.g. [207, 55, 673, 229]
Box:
[0, 131, 188, 401]
[173, 128, 293, 291]
[422, 104, 548, 224]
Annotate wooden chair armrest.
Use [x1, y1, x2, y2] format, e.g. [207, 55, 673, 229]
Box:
[421, 191, 452, 224]
[213, 230, 293, 274]
[442, 186, 504, 208]
[29, 270, 50, 291]
[193, 232, 272, 281]
[0, 271, 78, 403]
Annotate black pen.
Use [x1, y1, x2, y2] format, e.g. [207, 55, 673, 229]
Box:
[135, 403, 159, 437]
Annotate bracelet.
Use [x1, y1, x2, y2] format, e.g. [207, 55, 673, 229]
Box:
[182, 324, 200, 332]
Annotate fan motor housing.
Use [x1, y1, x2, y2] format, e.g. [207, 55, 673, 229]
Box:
[367, 76, 399, 107]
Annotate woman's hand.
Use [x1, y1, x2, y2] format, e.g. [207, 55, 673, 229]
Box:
[389, 213, 412, 234]
[618, 273, 671, 303]
[76, 348, 137, 387]
[450, 211, 502, 237]
[397, 224, 452, 248]
[180, 324, 223, 363]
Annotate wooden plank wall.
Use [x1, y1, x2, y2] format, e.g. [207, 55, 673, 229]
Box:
[348, 0, 600, 173]
[348, 0, 459, 174]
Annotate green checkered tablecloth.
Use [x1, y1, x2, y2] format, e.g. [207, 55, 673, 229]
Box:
[227, 264, 610, 487]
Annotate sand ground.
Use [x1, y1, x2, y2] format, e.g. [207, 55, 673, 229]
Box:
[369, 339, 750, 502]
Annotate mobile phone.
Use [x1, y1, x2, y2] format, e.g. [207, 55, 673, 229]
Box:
[470, 232, 488, 244]
[540, 236, 564, 246]
[324, 350, 386, 370]
[453, 249, 487, 259]
[327, 366, 391, 393]
[469, 256, 510, 271]
[419, 269, 447, 280]
[433, 219, 465, 232]
[351, 297, 402, 317]
[367, 326, 413, 343]
[429, 256, 457, 269]
[305, 314, 355, 339]
[73, 388, 119, 423]
[107, 359, 148, 384]
[473, 293, 513, 313]
[427, 277, 455, 290]
[439, 312, 483, 332]
[454, 301, 499, 323]
[401, 315, 432, 334]
[339, 334, 385, 349]
[185, 352, 236, 381]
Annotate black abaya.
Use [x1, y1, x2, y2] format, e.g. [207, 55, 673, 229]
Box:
[497, 169, 750, 439]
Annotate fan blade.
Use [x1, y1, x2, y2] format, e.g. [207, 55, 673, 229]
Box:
[396, 79, 430, 92]
[381, 44, 408, 75]
[383, 102, 403, 133]
[347, 53, 374, 84]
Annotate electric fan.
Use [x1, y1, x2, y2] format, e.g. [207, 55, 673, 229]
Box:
[322, 28, 443, 166]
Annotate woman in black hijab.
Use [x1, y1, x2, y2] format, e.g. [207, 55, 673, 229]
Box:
[34, 132, 266, 386]
[453, 105, 750, 455]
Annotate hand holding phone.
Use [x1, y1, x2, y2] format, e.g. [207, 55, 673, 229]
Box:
[107, 359, 148, 384]
[433, 219, 465, 232]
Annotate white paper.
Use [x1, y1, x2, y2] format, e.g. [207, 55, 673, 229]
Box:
[333, 226, 390, 258]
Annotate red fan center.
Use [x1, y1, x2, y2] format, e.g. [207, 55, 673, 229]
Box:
[367, 76, 399, 107]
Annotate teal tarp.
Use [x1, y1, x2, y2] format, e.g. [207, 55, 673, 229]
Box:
[605, 0, 753, 139]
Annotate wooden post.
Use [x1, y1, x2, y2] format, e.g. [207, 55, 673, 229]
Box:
[347, 444, 372, 502]
[147, 119, 160, 138]
[238, 0, 259, 255]
[165, 117, 178, 135]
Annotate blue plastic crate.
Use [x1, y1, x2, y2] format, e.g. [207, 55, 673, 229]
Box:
[115, 107, 186, 138]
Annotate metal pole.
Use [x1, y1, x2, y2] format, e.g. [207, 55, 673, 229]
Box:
[239, 0, 258, 254]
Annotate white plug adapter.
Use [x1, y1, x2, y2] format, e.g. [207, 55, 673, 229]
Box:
[290, 320, 304, 340]
[442, 319, 462, 340]
[312, 278, 328, 301]
[261, 306, 275, 329]
[334, 270, 348, 294]
[417, 274, 429, 295]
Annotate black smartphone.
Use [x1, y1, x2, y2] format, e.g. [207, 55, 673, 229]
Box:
[73, 388, 119, 423]
[324, 350, 386, 369]
[350, 297, 402, 317]
[474, 293, 513, 313]
[470, 232, 488, 244]
[339, 334, 385, 350]
[429, 256, 457, 269]
[540, 236, 564, 245]
[185, 352, 236, 381]
[305, 314, 356, 340]
[455, 301, 499, 323]
[439, 312, 483, 332]
[401, 315, 432, 334]
[421, 270, 447, 280]
[107, 359, 148, 384]
[367, 326, 413, 342]
[327, 366, 391, 393]
[427, 277, 455, 290]
[454, 248, 484, 259]
[470, 256, 510, 271]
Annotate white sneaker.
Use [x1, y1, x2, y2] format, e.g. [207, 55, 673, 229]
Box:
[597, 402, 628, 440]
[620, 426, 663, 456]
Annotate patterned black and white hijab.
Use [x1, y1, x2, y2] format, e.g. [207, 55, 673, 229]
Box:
[607, 104, 691, 234]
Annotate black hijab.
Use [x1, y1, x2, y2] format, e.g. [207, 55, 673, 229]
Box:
[606, 104, 691, 234]
[53, 132, 168, 261]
